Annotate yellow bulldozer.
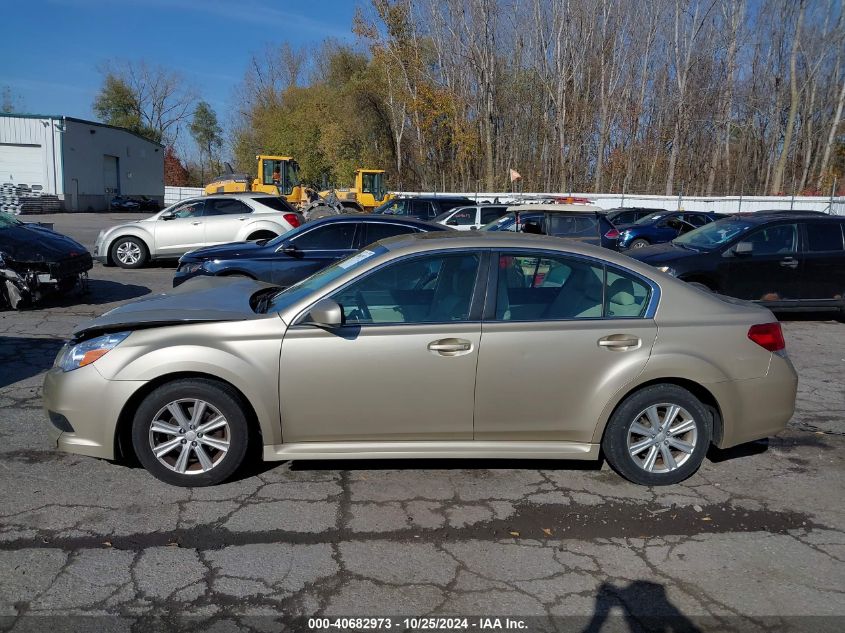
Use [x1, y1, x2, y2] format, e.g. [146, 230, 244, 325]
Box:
[204, 156, 393, 220]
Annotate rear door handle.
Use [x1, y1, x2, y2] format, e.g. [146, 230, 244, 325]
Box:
[598, 334, 641, 351]
[780, 257, 799, 269]
[428, 338, 472, 356]
[191, 221, 202, 226]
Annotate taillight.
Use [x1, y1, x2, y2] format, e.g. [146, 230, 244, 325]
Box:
[283, 213, 301, 228]
[747, 323, 785, 352]
[604, 228, 620, 239]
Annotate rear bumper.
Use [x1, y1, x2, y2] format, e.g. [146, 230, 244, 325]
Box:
[710, 353, 798, 448]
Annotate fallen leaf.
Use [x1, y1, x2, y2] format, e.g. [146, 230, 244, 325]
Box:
[542, 528, 553, 536]
[102, 541, 112, 548]
[509, 531, 520, 537]
[702, 517, 712, 521]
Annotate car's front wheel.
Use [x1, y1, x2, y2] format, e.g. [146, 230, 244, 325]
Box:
[111, 237, 149, 269]
[602, 384, 711, 486]
[131, 378, 250, 486]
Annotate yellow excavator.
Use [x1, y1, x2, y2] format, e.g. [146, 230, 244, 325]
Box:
[205, 157, 392, 219]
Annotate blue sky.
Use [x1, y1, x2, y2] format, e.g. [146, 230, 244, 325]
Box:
[1, 0, 359, 146]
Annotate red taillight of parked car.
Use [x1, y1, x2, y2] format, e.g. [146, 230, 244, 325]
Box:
[283, 213, 301, 228]
[747, 323, 785, 352]
[604, 228, 621, 239]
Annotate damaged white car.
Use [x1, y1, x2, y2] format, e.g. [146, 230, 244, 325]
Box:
[0, 213, 93, 310]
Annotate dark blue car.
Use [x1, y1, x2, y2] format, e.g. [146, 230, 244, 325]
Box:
[617, 211, 723, 250]
[173, 215, 450, 288]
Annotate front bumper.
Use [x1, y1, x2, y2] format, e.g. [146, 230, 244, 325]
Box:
[42, 364, 146, 460]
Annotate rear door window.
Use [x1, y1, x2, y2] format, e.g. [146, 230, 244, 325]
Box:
[494, 253, 652, 321]
[205, 198, 252, 216]
[410, 199, 434, 218]
[253, 196, 295, 212]
[291, 223, 357, 250]
[364, 222, 419, 244]
[805, 221, 845, 252]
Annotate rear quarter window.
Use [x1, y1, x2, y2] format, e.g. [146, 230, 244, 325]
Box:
[253, 197, 296, 212]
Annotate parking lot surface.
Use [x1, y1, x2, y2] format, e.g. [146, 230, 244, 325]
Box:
[1, 214, 844, 630]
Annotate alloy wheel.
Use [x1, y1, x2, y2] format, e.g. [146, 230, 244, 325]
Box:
[627, 403, 698, 473]
[116, 241, 142, 265]
[148, 399, 230, 475]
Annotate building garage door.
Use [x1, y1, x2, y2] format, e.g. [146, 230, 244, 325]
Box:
[103, 155, 119, 195]
[0, 143, 44, 187]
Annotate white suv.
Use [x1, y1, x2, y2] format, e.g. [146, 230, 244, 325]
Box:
[94, 193, 305, 268]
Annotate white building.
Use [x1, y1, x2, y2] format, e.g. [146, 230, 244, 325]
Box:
[0, 113, 164, 211]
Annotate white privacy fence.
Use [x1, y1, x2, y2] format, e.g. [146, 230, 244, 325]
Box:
[164, 186, 844, 215]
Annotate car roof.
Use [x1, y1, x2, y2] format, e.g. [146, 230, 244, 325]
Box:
[376, 230, 651, 270]
[505, 204, 604, 213]
[308, 214, 448, 227]
[203, 192, 283, 200]
[725, 211, 840, 222]
[394, 195, 475, 201]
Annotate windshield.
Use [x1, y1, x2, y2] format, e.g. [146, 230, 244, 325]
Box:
[634, 212, 666, 225]
[481, 212, 517, 231]
[264, 244, 389, 313]
[673, 218, 753, 250]
[0, 212, 23, 229]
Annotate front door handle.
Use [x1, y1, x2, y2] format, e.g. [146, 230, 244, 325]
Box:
[779, 257, 799, 269]
[191, 221, 202, 226]
[428, 338, 472, 356]
[598, 334, 641, 351]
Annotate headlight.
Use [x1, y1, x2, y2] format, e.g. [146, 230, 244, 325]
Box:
[178, 261, 204, 274]
[656, 266, 676, 276]
[55, 331, 130, 372]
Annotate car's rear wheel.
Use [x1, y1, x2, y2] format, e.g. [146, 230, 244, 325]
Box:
[629, 238, 650, 249]
[602, 384, 711, 486]
[131, 378, 250, 486]
[111, 237, 149, 269]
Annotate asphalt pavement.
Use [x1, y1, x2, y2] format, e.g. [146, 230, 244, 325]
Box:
[0, 213, 843, 631]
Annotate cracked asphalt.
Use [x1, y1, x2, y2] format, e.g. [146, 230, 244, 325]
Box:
[1, 214, 844, 632]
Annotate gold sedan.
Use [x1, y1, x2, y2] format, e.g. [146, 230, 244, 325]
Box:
[43, 232, 797, 486]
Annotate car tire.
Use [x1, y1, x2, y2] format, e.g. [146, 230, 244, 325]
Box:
[629, 238, 650, 249]
[110, 237, 149, 269]
[131, 378, 251, 487]
[602, 384, 711, 486]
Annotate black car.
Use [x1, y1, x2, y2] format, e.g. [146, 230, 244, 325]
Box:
[601, 207, 666, 226]
[174, 215, 451, 288]
[374, 196, 475, 221]
[0, 213, 93, 309]
[628, 212, 845, 313]
[481, 205, 621, 250]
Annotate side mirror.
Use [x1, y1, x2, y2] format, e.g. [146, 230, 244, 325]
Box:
[734, 241, 753, 256]
[161, 212, 175, 221]
[281, 243, 301, 257]
[303, 298, 343, 328]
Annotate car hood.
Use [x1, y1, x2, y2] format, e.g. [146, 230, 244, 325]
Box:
[626, 242, 706, 264]
[73, 276, 278, 338]
[0, 224, 89, 262]
[182, 240, 271, 261]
